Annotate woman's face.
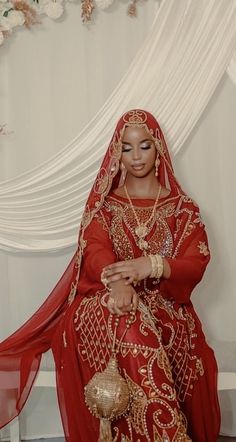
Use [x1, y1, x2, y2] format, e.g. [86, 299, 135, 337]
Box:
[121, 125, 157, 178]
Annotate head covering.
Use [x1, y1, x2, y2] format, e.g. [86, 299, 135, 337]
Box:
[83, 109, 181, 227]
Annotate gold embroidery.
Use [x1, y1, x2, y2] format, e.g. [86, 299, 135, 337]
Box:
[193, 211, 203, 227]
[196, 357, 204, 376]
[141, 293, 203, 402]
[68, 236, 87, 305]
[139, 353, 175, 400]
[109, 139, 122, 159]
[109, 203, 134, 260]
[124, 373, 148, 436]
[173, 208, 194, 258]
[173, 194, 206, 258]
[95, 210, 110, 233]
[74, 294, 112, 372]
[198, 241, 209, 256]
[174, 219, 182, 241]
[123, 110, 148, 125]
[94, 168, 110, 194]
[124, 371, 189, 440]
[106, 197, 174, 260]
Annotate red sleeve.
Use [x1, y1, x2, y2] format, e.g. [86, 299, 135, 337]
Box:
[159, 208, 210, 305]
[80, 211, 116, 288]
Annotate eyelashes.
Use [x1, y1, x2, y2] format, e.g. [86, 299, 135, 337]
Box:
[122, 145, 152, 152]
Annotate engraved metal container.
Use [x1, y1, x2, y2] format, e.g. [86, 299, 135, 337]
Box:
[84, 356, 130, 420]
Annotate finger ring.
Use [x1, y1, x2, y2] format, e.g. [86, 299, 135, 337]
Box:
[133, 277, 139, 286]
[101, 272, 111, 292]
[102, 276, 108, 285]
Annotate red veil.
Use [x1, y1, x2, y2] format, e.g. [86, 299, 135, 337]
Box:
[0, 110, 220, 440]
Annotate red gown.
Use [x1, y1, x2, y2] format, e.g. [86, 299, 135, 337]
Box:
[0, 109, 220, 442]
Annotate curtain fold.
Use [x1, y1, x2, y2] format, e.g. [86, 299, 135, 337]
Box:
[227, 50, 236, 84]
[1, 0, 236, 252]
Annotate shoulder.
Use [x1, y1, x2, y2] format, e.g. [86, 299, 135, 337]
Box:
[174, 192, 205, 230]
[175, 191, 200, 211]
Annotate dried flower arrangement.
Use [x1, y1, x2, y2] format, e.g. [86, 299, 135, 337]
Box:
[0, 0, 144, 46]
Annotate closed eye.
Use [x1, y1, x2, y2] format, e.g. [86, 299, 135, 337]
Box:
[121, 139, 153, 152]
[141, 145, 151, 150]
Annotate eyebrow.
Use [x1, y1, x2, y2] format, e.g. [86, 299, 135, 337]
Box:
[122, 138, 152, 146]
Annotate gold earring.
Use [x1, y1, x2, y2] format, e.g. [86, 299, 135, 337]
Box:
[120, 163, 127, 185]
[155, 156, 160, 176]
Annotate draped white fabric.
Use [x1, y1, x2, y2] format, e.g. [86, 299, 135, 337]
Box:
[1, 1, 236, 439]
[1, 0, 236, 252]
[227, 50, 236, 84]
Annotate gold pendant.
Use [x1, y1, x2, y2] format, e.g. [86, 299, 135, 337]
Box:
[138, 238, 149, 251]
[135, 224, 148, 239]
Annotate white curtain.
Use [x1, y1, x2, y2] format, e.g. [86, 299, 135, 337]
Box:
[1, 0, 236, 252]
[1, 0, 236, 438]
[227, 50, 236, 83]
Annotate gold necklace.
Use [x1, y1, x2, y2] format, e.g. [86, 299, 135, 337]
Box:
[124, 184, 162, 252]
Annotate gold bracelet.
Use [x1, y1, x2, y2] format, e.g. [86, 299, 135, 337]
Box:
[149, 254, 164, 279]
[149, 255, 157, 278]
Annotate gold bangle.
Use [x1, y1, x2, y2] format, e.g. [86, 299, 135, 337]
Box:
[155, 254, 164, 279]
[149, 254, 157, 278]
[149, 254, 164, 279]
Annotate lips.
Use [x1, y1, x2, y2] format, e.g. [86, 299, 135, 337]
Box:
[132, 164, 145, 170]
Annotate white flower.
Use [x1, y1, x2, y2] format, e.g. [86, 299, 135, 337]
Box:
[94, 0, 114, 10]
[43, 1, 64, 19]
[0, 1, 13, 13]
[0, 30, 4, 45]
[7, 10, 25, 27]
[0, 16, 12, 31]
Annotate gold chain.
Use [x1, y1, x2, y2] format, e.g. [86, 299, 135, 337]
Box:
[124, 184, 162, 251]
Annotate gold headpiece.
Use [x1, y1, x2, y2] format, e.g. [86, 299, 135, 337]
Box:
[122, 110, 147, 125]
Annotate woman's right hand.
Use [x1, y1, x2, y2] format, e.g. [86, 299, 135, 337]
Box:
[106, 280, 138, 316]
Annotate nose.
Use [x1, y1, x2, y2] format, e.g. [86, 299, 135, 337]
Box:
[132, 147, 141, 161]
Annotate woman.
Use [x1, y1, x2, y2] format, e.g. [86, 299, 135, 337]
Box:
[0, 110, 220, 441]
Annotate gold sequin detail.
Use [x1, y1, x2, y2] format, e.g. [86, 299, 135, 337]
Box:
[198, 241, 209, 256]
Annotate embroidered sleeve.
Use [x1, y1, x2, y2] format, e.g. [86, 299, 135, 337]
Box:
[80, 210, 116, 289]
[159, 199, 210, 304]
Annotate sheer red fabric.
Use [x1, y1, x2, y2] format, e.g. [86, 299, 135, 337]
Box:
[0, 110, 220, 441]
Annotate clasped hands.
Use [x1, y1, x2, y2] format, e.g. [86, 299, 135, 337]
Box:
[102, 256, 152, 316]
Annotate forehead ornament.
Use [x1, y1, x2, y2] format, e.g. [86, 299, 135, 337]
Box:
[122, 110, 147, 125]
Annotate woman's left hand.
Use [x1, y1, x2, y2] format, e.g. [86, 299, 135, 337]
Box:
[103, 256, 152, 286]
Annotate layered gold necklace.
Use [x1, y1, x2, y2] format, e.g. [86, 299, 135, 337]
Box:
[124, 184, 162, 252]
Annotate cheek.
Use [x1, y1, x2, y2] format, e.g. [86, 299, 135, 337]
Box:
[146, 149, 156, 165]
[121, 154, 131, 168]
